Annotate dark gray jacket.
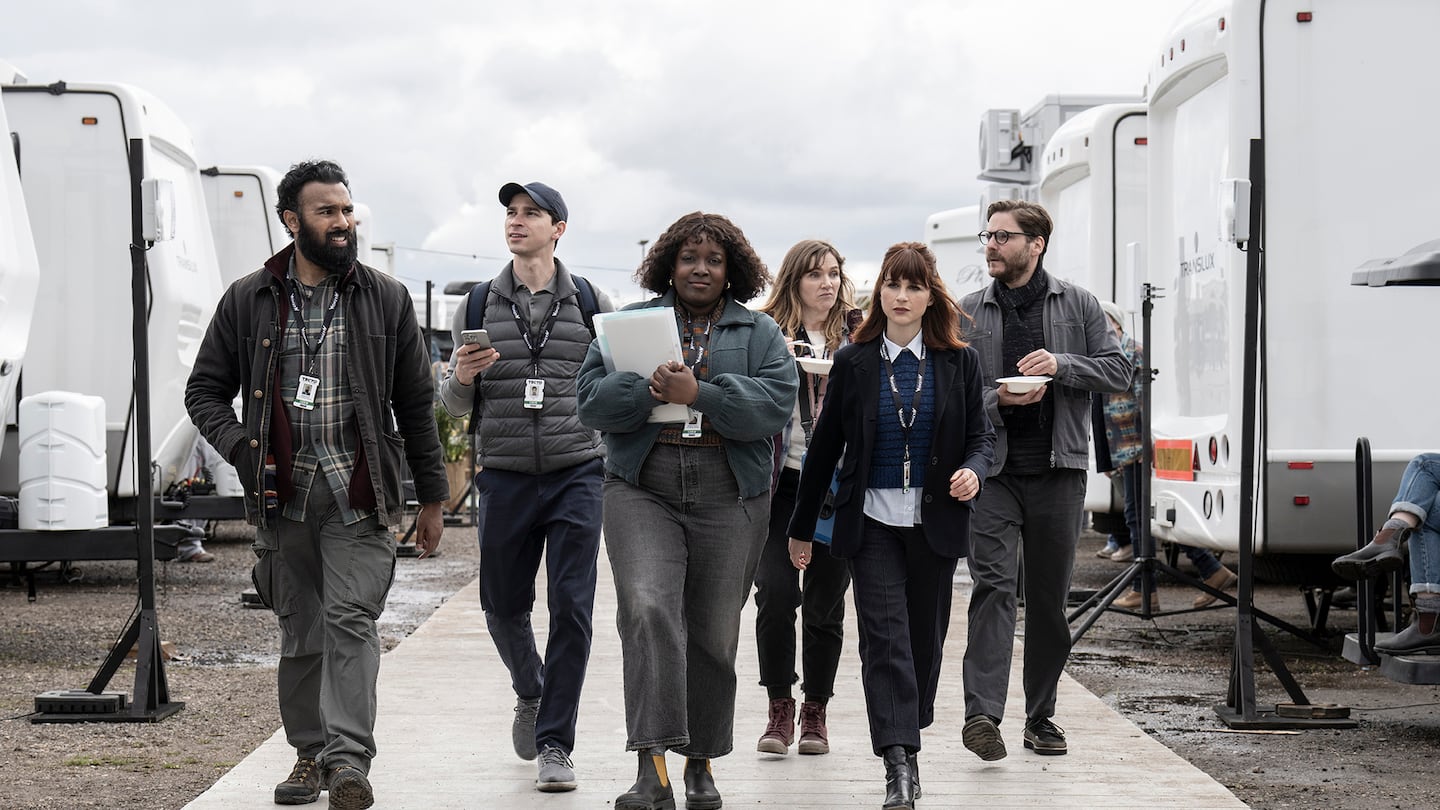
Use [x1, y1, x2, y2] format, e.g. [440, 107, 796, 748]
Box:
[960, 273, 1130, 474]
[185, 244, 448, 528]
[440, 259, 612, 474]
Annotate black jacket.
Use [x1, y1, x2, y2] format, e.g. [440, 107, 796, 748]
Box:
[185, 243, 447, 527]
[787, 339, 995, 559]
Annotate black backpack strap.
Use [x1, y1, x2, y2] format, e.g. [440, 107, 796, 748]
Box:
[464, 280, 492, 433]
[465, 280, 492, 330]
[571, 274, 598, 336]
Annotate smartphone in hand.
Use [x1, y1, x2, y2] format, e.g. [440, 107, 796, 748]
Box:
[460, 329, 491, 350]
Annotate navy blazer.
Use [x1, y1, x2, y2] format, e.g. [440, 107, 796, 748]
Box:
[786, 338, 996, 559]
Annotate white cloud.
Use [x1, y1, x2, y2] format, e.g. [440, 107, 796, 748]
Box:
[3, 0, 1189, 300]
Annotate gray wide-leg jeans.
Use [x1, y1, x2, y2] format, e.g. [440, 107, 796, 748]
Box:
[603, 443, 769, 758]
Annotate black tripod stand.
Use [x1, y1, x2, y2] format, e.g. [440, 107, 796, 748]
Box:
[1066, 282, 1317, 647]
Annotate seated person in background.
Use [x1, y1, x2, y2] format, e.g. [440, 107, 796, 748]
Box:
[1333, 452, 1440, 655]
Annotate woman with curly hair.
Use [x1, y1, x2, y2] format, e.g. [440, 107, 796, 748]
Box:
[577, 212, 798, 810]
[751, 240, 861, 757]
[788, 242, 994, 810]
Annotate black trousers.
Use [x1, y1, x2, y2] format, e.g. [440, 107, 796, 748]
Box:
[753, 467, 852, 700]
[850, 516, 957, 756]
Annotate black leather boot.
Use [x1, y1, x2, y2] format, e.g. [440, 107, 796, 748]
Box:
[683, 757, 723, 810]
[881, 745, 915, 809]
[907, 751, 921, 800]
[616, 747, 676, 810]
[1333, 526, 1408, 580]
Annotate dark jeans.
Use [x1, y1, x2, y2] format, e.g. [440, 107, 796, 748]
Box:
[849, 517, 957, 756]
[753, 467, 851, 701]
[475, 459, 602, 755]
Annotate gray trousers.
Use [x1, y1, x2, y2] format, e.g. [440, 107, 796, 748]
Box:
[962, 469, 1085, 725]
[603, 444, 769, 758]
[252, 484, 396, 772]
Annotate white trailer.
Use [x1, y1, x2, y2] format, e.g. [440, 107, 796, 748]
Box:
[0, 81, 224, 499]
[1038, 102, 1148, 307]
[0, 78, 40, 457]
[200, 164, 288, 285]
[924, 206, 986, 300]
[1143, 0, 1440, 561]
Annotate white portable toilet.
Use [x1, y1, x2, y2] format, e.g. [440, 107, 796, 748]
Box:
[18, 392, 108, 530]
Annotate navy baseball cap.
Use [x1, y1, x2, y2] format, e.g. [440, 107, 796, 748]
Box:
[499, 181, 568, 223]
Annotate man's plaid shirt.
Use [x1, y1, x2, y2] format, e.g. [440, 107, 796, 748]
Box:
[278, 264, 370, 524]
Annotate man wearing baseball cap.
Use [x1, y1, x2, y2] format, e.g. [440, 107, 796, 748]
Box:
[440, 181, 613, 793]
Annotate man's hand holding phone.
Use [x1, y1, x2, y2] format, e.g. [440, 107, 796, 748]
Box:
[455, 329, 499, 385]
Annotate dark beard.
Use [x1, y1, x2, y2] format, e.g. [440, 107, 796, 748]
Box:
[988, 251, 1032, 287]
[296, 215, 357, 274]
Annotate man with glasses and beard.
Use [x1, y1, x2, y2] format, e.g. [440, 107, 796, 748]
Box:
[957, 200, 1130, 763]
[186, 160, 447, 810]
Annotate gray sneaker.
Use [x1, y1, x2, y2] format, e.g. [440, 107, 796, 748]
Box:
[536, 745, 577, 792]
[513, 696, 541, 761]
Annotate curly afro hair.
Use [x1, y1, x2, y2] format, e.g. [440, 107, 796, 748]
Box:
[636, 212, 771, 304]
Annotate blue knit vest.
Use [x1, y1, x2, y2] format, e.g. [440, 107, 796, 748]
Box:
[869, 350, 935, 489]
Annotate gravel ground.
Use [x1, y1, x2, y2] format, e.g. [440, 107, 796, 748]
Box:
[3, 521, 1437, 809]
[0, 519, 481, 810]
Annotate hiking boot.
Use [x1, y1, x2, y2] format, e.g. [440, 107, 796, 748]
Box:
[1332, 527, 1408, 580]
[1192, 566, 1239, 608]
[797, 700, 830, 755]
[536, 745, 577, 792]
[616, 747, 676, 810]
[961, 714, 1006, 761]
[756, 696, 795, 754]
[273, 757, 320, 805]
[1113, 589, 1158, 611]
[512, 696, 541, 760]
[1023, 717, 1067, 755]
[683, 757, 722, 810]
[326, 765, 374, 810]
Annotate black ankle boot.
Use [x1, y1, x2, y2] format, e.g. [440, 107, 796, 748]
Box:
[683, 757, 722, 810]
[616, 747, 676, 810]
[907, 751, 921, 799]
[881, 745, 915, 809]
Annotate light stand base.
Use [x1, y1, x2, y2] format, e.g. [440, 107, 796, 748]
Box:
[1214, 705, 1355, 730]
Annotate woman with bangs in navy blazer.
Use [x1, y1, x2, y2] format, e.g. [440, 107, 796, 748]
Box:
[787, 241, 994, 810]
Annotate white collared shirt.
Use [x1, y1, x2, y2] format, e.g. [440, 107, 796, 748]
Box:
[864, 331, 927, 527]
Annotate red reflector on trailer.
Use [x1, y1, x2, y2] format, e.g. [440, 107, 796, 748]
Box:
[1287, 461, 1315, 470]
[1294, 496, 1311, 506]
[1134, 137, 1148, 145]
[81, 117, 98, 125]
[1155, 439, 1195, 481]
[1219, 17, 1226, 31]
[1297, 11, 1313, 22]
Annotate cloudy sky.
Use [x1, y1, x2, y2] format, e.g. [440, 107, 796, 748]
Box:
[4, 0, 1188, 301]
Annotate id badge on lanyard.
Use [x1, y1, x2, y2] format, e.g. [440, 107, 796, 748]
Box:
[682, 407, 704, 439]
[293, 374, 320, 410]
[524, 378, 545, 409]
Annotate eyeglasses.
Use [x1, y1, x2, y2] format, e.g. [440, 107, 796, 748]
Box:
[977, 229, 1035, 246]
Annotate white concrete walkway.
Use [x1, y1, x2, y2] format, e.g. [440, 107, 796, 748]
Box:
[186, 548, 1247, 809]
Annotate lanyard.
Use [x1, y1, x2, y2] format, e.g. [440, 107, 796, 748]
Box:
[287, 278, 341, 375]
[879, 341, 926, 493]
[678, 308, 717, 373]
[510, 296, 564, 373]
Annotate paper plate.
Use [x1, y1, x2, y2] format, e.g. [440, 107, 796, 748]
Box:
[796, 357, 834, 376]
[996, 375, 1051, 394]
